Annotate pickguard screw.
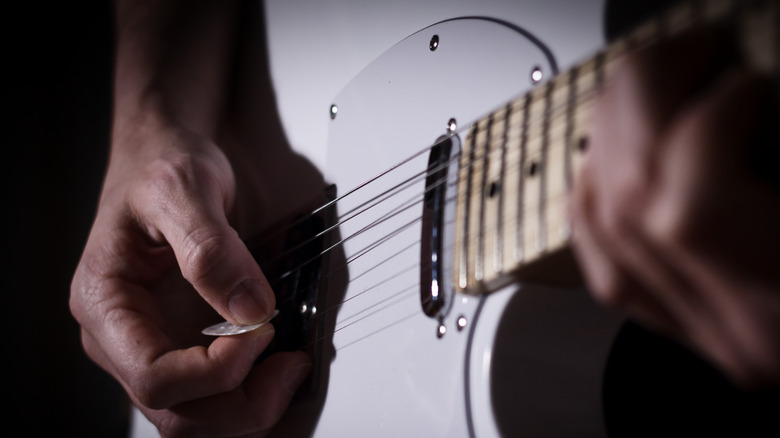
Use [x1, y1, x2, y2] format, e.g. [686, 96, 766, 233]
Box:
[430, 34, 439, 51]
[447, 118, 457, 133]
[530, 66, 543, 84]
[456, 315, 468, 331]
[437, 323, 447, 338]
[330, 104, 338, 120]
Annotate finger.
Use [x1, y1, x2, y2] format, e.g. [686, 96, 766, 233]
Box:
[588, 27, 731, 215]
[135, 151, 275, 325]
[571, 168, 681, 336]
[150, 352, 312, 438]
[639, 70, 776, 380]
[140, 324, 279, 410]
[79, 272, 279, 410]
[80, 328, 122, 383]
[646, 69, 771, 261]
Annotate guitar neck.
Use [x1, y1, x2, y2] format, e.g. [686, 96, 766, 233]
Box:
[453, 0, 778, 294]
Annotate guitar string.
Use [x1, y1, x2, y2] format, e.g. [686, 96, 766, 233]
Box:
[255, 86, 598, 345]
[262, 151, 459, 271]
[250, 0, 780, 350]
[254, 79, 598, 256]
[258, 84, 599, 278]
[260, 104, 593, 338]
[282, 192, 572, 351]
[258, 91, 576, 338]
[268, 162, 455, 284]
[305, 188, 568, 321]
[270, 185, 570, 348]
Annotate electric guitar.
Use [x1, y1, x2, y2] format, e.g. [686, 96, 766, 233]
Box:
[255, 0, 778, 436]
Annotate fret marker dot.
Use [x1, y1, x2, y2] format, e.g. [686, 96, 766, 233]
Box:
[577, 136, 589, 152]
[488, 181, 500, 198]
[528, 161, 538, 176]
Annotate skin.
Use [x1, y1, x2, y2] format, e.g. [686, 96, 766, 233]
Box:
[69, 1, 312, 436]
[570, 28, 780, 388]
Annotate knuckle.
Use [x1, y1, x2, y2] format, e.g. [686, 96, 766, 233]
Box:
[646, 198, 703, 252]
[142, 154, 219, 214]
[211, 362, 248, 394]
[146, 154, 201, 193]
[180, 227, 232, 286]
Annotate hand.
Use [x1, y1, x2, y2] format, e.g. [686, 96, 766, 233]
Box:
[70, 115, 311, 437]
[570, 29, 780, 388]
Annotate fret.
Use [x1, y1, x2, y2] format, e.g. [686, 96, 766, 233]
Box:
[513, 95, 531, 265]
[545, 75, 573, 252]
[520, 85, 548, 263]
[576, 55, 600, 103]
[467, 119, 490, 287]
[500, 98, 525, 273]
[455, 128, 476, 290]
[483, 105, 511, 283]
[564, 66, 579, 192]
[475, 117, 492, 283]
[452, 0, 776, 294]
[538, 82, 554, 254]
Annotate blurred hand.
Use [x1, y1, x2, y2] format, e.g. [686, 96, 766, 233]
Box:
[570, 29, 780, 388]
[70, 115, 311, 437]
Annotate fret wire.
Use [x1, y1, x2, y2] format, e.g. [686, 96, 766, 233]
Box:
[475, 117, 492, 282]
[515, 94, 531, 264]
[495, 103, 512, 274]
[539, 81, 554, 254]
[564, 65, 579, 193]
[459, 127, 478, 289]
[594, 49, 606, 91]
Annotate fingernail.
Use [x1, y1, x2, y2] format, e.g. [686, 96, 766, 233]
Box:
[228, 278, 273, 324]
[285, 362, 313, 393]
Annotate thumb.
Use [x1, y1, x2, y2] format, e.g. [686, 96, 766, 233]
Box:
[138, 153, 275, 326]
[175, 222, 276, 326]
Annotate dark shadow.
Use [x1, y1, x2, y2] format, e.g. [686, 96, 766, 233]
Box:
[5, 1, 128, 437]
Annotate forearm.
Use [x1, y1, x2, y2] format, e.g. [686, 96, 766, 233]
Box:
[111, 0, 241, 142]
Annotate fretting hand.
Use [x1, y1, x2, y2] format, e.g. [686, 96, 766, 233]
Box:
[570, 27, 780, 388]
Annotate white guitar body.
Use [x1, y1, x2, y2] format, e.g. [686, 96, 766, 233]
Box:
[271, 17, 624, 438]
